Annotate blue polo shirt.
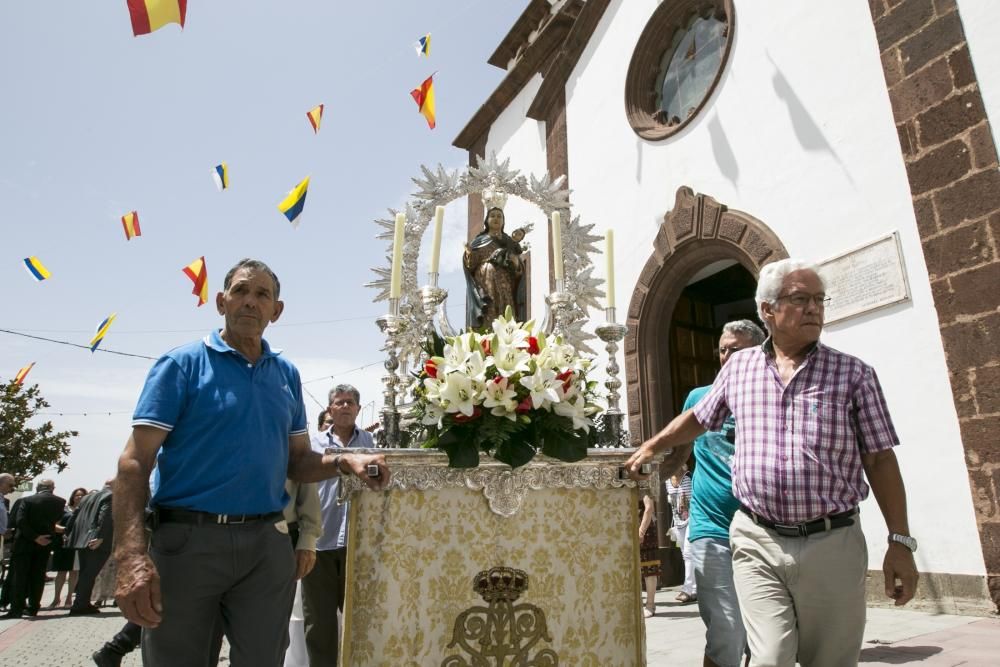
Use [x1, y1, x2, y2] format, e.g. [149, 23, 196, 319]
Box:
[685, 385, 741, 542]
[133, 329, 307, 515]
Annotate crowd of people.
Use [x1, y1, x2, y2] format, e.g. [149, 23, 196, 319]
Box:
[0, 256, 920, 666]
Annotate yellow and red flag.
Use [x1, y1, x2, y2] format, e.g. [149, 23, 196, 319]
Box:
[121, 211, 141, 240]
[182, 256, 208, 307]
[13, 362, 35, 386]
[306, 104, 324, 133]
[410, 74, 436, 129]
[127, 0, 186, 37]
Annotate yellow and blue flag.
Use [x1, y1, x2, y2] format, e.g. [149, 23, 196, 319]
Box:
[212, 163, 229, 191]
[121, 211, 142, 240]
[23, 256, 52, 282]
[277, 176, 310, 228]
[89, 313, 117, 353]
[414, 33, 431, 57]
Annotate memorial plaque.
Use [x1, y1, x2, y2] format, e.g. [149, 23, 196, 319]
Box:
[819, 232, 910, 324]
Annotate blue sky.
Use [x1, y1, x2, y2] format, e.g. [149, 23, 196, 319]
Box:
[0, 1, 528, 492]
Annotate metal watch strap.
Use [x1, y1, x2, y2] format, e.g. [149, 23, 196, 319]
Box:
[888, 532, 917, 552]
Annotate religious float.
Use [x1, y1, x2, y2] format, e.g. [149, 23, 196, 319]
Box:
[339, 155, 657, 666]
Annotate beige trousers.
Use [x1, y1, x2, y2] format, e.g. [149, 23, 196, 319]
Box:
[729, 510, 868, 667]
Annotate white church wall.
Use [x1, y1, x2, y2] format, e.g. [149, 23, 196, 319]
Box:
[957, 0, 1000, 152]
[555, 0, 985, 576]
[481, 74, 552, 324]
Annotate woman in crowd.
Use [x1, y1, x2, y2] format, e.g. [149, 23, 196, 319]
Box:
[48, 486, 87, 608]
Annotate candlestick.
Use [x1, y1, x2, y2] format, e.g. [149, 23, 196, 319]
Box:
[551, 211, 564, 281]
[429, 205, 444, 276]
[376, 297, 407, 448]
[389, 212, 405, 299]
[595, 313, 628, 447]
[605, 229, 616, 309]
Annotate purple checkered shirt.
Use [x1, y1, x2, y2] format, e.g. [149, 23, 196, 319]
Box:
[692, 340, 899, 524]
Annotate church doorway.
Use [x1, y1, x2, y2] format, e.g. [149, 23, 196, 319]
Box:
[621, 186, 790, 589]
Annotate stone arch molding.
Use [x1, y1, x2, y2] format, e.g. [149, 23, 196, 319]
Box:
[623, 186, 789, 443]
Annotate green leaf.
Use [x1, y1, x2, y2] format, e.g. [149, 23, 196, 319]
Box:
[493, 438, 536, 468]
[436, 429, 480, 468]
[540, 432, 589, 462]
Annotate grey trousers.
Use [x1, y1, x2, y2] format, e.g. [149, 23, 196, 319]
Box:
[301, 547, 346, 667]
[141, 519, 296, 667]
[730, 510, 868, 667]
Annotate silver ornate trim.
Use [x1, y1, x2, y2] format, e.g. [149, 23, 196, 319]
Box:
[365, 153, 606, 371]
[339, 449, 659, 518]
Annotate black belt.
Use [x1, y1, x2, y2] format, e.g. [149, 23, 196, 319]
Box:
[740, 506, 857, 537]
[156, 508, 283, 526]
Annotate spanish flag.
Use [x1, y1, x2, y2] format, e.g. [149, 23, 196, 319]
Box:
[182, 256, 209, 307]
[23, 256, 52, 282]
[410, 74, 436, 129]
[306, 104, 324, 134]
[89, 313, 117, 353]
[127, 0, 187, 37]
[121, 211, 141, 240]
[14, 362, 35, 386]
[277, 176, 310, 228]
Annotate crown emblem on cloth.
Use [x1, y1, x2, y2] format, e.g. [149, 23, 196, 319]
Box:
[473, 566, 528, 602]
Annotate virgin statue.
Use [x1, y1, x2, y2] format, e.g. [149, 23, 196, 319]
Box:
[464, 206, 528, 329]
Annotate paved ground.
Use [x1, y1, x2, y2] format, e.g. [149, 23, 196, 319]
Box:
[1, 583, 997, 665]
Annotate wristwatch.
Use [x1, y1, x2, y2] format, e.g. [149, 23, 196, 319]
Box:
[888, 533, 917, 552]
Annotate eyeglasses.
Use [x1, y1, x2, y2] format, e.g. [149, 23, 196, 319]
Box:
[330, 400, 358, 408]
[776, 293, 831, 308]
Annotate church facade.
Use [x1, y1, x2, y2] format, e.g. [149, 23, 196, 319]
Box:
[455, 0, 1000, 612]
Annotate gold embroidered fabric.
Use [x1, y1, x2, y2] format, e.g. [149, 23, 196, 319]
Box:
[341, 484, 646, 666]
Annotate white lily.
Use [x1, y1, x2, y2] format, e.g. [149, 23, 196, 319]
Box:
[483, 377, 518, 420]
[438, 373, 477, 416]
[491, 343, 531, 378]
[519, 366, 561, 410]
[421, 402, 445, 426]
[492, 313, 529, 347]
[554, 393, 592, 432]
[463, 350, 489, 382]
[441, 332, 475, 374]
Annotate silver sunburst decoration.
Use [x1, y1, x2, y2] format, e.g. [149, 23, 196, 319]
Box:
[365, 152, 605, 378]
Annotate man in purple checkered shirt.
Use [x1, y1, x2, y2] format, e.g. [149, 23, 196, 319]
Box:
[627, 259, 918, 667]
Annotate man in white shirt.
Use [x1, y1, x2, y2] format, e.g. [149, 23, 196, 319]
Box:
[302, 384, 374, 666]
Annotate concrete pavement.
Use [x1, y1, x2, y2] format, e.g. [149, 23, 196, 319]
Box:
[1, 583, 997, 665]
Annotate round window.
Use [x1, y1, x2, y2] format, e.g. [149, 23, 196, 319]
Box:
[625, 2, 734, 141]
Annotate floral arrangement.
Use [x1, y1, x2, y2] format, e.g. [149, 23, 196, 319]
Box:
[413, 308, 602, 468]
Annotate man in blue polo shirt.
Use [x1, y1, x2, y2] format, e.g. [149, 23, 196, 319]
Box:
[112, 258, 390, 667]
[684, 319, 764, 667]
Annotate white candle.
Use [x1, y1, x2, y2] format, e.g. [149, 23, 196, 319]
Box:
[605, 229, 616, 309]
[429, 205, 444, 275]
[390, 212, 405, 299]
[551, 211, 564, 281]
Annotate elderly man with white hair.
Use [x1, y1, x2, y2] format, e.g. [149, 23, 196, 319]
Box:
[627, 258, 918, 667]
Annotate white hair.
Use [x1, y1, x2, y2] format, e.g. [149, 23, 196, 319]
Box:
[755, 258, 825, 330]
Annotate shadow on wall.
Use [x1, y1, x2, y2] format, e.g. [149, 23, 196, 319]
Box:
[766, 51, 856, 186]
[708, 112, 740, 187]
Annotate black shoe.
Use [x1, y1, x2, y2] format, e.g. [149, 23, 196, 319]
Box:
[1, 611, 23, 619]
[92, 647, 124, 667]
[69, 604, 102, 616]
[26, 607, 39, 616]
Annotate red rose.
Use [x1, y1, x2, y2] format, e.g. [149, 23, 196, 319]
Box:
[424, 359, 438, 378]
[556, 369, 574, 392]
[527, 336, 540, 355]
[453, 406, 483, 423]
[516, 397, 533, 413]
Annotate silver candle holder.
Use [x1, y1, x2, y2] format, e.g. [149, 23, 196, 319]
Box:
[375, 298, 407, 448]
[544, 278, 576, 339]
[418, 272, 454, 365]
[595, 306, 628, 447]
